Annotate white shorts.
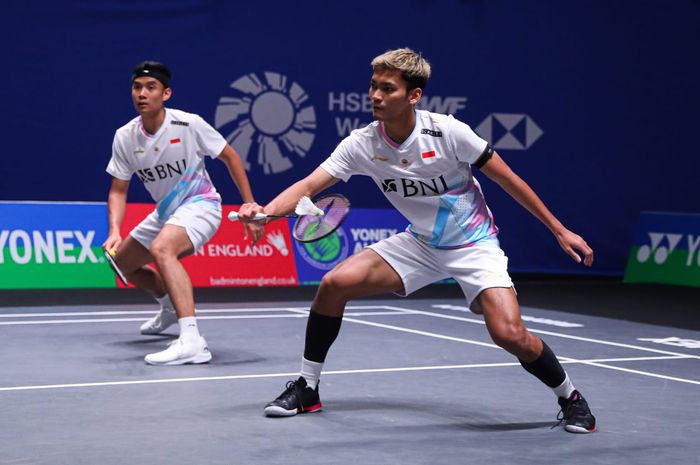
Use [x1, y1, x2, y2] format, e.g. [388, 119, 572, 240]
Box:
[130, 201, 222, 252]
[367, 232, 514, 306]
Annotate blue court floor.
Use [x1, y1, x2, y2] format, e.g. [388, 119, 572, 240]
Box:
[0, 294, 698, 465]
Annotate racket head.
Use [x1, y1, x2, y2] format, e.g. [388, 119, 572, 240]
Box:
[292, 193, 351, 243]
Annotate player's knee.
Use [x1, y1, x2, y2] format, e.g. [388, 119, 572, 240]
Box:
[490, 322, 529, 353]
[148, 239, 174, 261]
[319, 270, 343, 294]
[319, 268, 361, 298]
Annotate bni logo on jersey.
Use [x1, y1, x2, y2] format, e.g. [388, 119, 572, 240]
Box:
[294, 227, 350, 271]
[214, 72, 316, 175]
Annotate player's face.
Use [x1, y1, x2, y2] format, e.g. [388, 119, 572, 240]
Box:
[369, 69, 421, 122]
[131, 77, 171, 116]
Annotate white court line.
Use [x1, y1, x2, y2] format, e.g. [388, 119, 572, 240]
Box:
[3, 304, 698, 388]
[0, 305, 371, 318]
[562, 359, 700, 385]
[0, 311, 404, 326]
[9, 303, 694, 360]
[583, 355, 694, 363]
[386, 306, 700, 360]
[0, 308, 305, 318]
[285, 308, 500, 349]
[0, 355, 690, 392]
[289, 307, 700, 386]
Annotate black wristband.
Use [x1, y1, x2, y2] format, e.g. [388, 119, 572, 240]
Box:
[474, 144, 494, 168]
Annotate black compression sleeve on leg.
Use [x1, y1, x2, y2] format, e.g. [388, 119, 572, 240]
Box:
[519, 340, 566, 388]
[303, 310, 343, 363]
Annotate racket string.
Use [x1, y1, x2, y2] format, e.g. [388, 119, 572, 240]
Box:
[292, 194, 350, 243]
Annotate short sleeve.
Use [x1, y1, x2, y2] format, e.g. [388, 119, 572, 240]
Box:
[193, 115, 227, 158]
[319, 136, 360, 182]
[447, 115, 489, 164]
[105, 133, 133, 181]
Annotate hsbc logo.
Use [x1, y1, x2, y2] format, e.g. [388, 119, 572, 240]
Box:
[381, 175, 448, 197]
[475, 113, 543, 150]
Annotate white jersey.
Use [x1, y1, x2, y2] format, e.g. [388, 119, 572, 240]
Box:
[107, 108, 226, 221]
[321, 110, 499, 249]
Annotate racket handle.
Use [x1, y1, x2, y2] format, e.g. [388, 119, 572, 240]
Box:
[227, 211, 268, 222]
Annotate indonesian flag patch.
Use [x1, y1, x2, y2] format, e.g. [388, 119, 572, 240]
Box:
[421, 150, 436, 158]
[170, 138, 181, 144]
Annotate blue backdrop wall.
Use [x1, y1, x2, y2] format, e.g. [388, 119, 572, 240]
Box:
[2, 0, 698, 276]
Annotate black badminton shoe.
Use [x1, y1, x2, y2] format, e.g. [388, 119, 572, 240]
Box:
[557, 390, 596, 433]
[264, 376, 322, 417]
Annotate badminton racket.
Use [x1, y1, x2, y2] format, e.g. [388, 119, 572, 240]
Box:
[228, 193, 351, 243]
[104, 249, 129, 286]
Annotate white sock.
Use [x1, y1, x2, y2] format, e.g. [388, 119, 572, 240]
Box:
[178, 316, 200, 341]
[552, 373, 575, 399]
[155, 294, 175, 312]
[300, 358, 324, 389]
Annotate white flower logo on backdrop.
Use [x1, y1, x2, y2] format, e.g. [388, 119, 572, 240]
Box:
[215, 72, 316, 174]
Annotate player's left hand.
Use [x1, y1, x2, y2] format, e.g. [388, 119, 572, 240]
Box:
[244, 221, 265, 245]
[555, 229, 594, 267]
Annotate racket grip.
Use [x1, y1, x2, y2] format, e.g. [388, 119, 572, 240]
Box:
[227, 211, 268, 221]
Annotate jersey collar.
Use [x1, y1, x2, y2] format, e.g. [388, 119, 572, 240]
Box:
[139, 108, 171, 138]
[378, 110, 421, 150]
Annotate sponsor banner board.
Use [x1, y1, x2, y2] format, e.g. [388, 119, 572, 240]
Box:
[119, 204, 298, 288]
[624, 212, 700, 287]
[292, 208, 408, 285]
[0, 202, 115, 289]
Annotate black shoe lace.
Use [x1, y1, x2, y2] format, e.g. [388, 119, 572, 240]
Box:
[552, 410, 565, 429]
[552, 395, 588, 429]
[277, 379, 303, 407]
[279, 379, 298, 397]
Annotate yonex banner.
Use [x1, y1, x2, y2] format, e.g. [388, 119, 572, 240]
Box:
[0, 202, 115, 289]
[293, 208, 408, 285]
[624, 212, 700, 287]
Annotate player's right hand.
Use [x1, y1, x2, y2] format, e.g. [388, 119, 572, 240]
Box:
[237, 202, 265, 223]
[555, 229, 594, 267]
[102, 233, 123, 255]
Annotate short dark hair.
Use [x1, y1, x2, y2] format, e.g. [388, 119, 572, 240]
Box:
[131, 61, 172, 88]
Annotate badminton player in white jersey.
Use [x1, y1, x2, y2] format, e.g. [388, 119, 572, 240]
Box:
[103, 61, 263, 365]
[238, 48, 596, 433]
